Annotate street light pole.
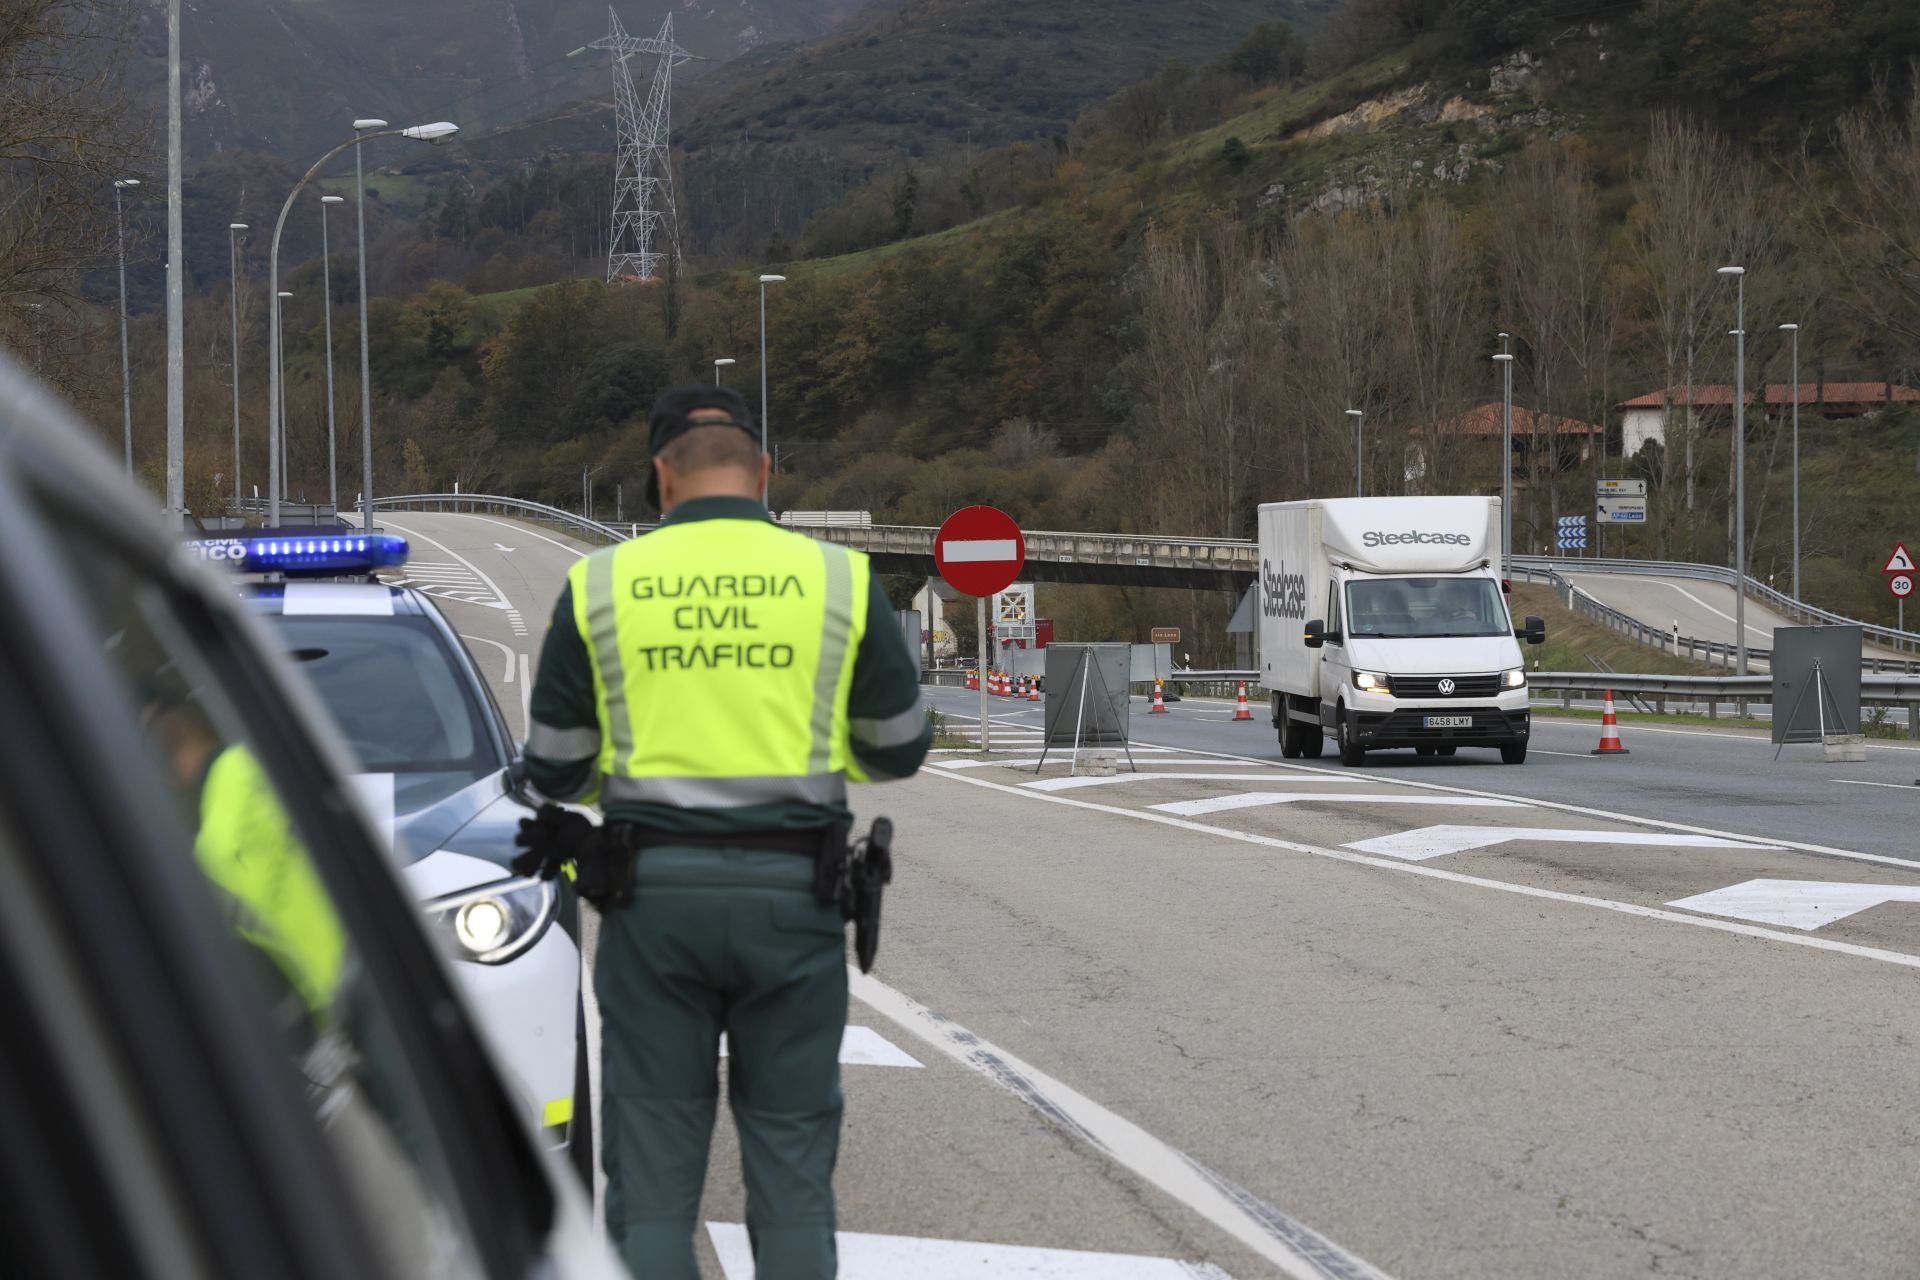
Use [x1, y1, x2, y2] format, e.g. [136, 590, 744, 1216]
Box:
[269, 120, 457, 527]
[276, 290, 292, 501]
[164, 0, 183, 517]
[713, 356, 736, 385]
[320, 195, 345, 512]
[1346, 409, 1364, 497]
[113, 178, 139, 476]
[1719, 265, 1748, 675]
[352, 119, 383, 533]
[758, 274, 785, 503]
[1781, 322, 1801, 602]
[1494, 348, 1516, 568]
[229, 223, 247, 510]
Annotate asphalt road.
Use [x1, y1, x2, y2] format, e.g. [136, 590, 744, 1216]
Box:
[1560, 568, 1910, 663]
[367, 513, 1920, 1278]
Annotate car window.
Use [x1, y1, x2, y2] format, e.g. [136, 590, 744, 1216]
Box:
[1347, 577, 1510, 639]
[271, 614, 497, 810]
[54, 535, 490, 1280]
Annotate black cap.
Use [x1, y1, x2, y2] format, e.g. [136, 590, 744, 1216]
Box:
[645, 385, 759, 510]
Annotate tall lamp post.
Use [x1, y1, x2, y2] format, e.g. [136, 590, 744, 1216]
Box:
[113, 178, 139, 476]
[229, 223, 248, 509]
[1718, 265, 1748, 675]
[713, 356, 736, 385]
[1780, 322, 1801, 602]
[758, 273, 785, 503]
[351, 118, 384, 532]
[1494, 348, 1516, 568]
[1346, 409, 1364, 497]
[320, 195, 345, 511]
[268, 120, 458, 527]
[276, 290, 293, 499]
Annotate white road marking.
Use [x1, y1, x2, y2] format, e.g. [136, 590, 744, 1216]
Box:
[1529, 749, 1595, 759]
[1648, 579, 1777, 644]
[925, 768, 1920, 972]
[444, 511, 591, 559]
[850, 968, 1392, 1280]
[1669, 879, 1920, 930]
[1345, 824, 1777, 861]
[459, 633, 516, 685]
[935, 756, 1229, 771]
[518, 653, 533, 739]
[1032, 774, 1359, 794]
[1830, 779, 1918, 790]
[705, 1222, 1232, 1279]
[1154, 793, 1525, 816]
[493, 542, 515, 552]
[381, 520, 516, 612]
[718, 1025, 923, 1068]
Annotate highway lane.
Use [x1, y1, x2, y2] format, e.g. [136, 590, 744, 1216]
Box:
[929, 687, 1920, 861]
[1559, 568, 1910, 662]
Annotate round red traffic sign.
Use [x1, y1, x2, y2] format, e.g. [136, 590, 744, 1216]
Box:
[934, 505, 1025, 597]
[1890, 573, 1914, 600]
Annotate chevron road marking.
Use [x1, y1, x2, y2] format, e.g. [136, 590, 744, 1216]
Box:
[1668, 879, 1920, 930]
[705, 1223, 1234, 1279]
[1345, 825, 1776, 862]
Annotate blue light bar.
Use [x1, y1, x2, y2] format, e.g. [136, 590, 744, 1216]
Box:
[187, 532, 410, 576]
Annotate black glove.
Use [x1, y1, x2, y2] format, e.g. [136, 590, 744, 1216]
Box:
[512, 804, 598, 881]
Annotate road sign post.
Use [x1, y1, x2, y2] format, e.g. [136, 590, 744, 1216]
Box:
[936, 506, 1026, 753]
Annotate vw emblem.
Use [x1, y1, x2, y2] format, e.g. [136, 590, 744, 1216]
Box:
[1437, 678, 1456, 696]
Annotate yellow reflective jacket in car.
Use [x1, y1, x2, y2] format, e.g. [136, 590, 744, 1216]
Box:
[195, 745, 347, 1016]
[565, 514, 871, 812]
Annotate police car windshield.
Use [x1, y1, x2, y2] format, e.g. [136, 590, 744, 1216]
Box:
[1346, 577, 1510, 639]
[271, 615, 499, 809]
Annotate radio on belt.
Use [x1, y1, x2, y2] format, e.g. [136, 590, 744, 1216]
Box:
[186, 532, 410, 576]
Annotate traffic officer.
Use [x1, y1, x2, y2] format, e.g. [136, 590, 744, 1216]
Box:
[522, 385, 930, 1280]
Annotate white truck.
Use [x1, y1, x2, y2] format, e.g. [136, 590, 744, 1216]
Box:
[1256, 496, 1545, 766]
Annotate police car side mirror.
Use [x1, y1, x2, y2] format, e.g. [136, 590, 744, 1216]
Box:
[1517, 615, 1546, 645]
[1304, 619, 1326, 650]
[506, 757, 529, 792]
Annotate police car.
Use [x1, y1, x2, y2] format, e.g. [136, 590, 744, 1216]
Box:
[190, 530, 586, 1166]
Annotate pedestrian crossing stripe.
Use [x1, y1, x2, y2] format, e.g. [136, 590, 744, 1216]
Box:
[704, 1222, 1233, 1278]
[719, 1025, 922, 1068]
[1151, 793, 1526, 816]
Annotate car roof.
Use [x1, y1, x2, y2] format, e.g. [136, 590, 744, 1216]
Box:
[240, 578, 436, 618]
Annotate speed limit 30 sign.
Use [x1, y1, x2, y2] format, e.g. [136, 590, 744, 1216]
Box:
[1890, 573, 1914, 600]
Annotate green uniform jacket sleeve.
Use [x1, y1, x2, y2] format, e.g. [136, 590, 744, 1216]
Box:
[846, 573, 931, 781]
[525, 583, 602, 803]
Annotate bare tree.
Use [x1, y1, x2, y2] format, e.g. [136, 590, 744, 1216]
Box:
[1385, 202, 1487, 495]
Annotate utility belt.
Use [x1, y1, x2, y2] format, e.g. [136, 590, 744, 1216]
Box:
[515, 808, 894, 973]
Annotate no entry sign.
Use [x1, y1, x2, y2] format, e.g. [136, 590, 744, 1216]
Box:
[935, 506, 1025, 598]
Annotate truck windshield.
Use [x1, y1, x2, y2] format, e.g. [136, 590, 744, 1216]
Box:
[1345, 577, 1511, 639]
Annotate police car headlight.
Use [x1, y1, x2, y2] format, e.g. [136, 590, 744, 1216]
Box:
[1502, 668, 1527, 689]
[424, 876, 558, 965]
[1352, 670, 1390, 694]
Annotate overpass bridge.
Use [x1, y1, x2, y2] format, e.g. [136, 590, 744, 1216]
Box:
[363, 495, 1920, 656]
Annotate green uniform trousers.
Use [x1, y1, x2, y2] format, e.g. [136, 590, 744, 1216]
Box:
[595, 844, 848, 1280]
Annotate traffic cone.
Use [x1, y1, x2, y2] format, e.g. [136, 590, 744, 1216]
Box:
[1591, 689, 1630, 755]
[966, 670, 977, 691]
[1150, 678, 1168, 713]
[1028, 676, 1042, 702]
[1232, 681, 1254, 722]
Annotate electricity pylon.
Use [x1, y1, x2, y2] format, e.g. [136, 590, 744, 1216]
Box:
[591, 9, 691, 282]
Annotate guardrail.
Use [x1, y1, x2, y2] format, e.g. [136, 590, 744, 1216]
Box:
[1512, 553, 1920, 650]
[367, 494, 639, 546]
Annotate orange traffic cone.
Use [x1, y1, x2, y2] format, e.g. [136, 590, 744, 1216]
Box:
[1028, 676, 1042, 702]
[1233, 681, 1254, 722]
[1592, 689, 1630, 755]
[1150, 679, 1168, 713]
[966, 670, 977, 691]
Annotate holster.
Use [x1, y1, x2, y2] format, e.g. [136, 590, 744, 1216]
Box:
[846, 817, 893, 974]
[579, 823, 640, 910]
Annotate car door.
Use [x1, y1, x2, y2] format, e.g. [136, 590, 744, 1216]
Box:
[0, 388, 606, 1277]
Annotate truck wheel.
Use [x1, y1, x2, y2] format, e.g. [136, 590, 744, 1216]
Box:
[1279, 721, 1302, 759]
[1300, 729, 1324, 759]
[1500, 743, 1528, 765]
[1336, 704, 1365, 767]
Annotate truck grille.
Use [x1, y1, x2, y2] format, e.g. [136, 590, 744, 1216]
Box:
[1391, 674, 1502, 698]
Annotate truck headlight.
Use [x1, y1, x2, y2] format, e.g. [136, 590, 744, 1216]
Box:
[1502, 668, 1527, 689]
[424, 876, 558, 965]
[1353, 670, 1390, 693]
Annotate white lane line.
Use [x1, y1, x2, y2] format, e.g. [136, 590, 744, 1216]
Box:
[1346, 824, 1777, 861]
[706, 1223, 1231, 1279]
[1529, 749, 1595, 759]
[459, 633, 515, 685]
[381, 520, 515, 612]
[718, 1025, 923, 1068]
[1649, 579, 1776, 644]
[850, 968, 1391, 1280]
[1033, 774, 1360, 794]
[439, 512, 591, 559]
[1155, 793, 1525, 817]
[518, 653, 533, 739]
[925, 768, 1920, 972]
[1058, 729, 1920, 873]
[1830, 779, 1919, 790]
[1669, 879, 1920, 930]
[936, 757, 1230, 771]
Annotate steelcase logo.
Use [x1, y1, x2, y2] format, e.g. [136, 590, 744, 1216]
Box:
[1361, 530, 1472, 548]
[1261, 559, 1308, 620]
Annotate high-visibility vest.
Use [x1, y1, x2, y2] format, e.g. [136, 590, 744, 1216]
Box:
[566, 516, 871, 808]
[195, 745, 347, 1015]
